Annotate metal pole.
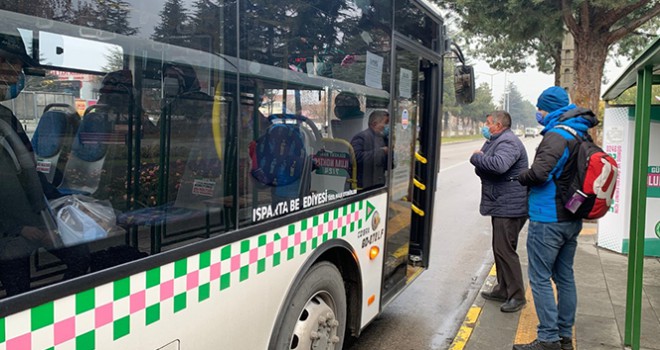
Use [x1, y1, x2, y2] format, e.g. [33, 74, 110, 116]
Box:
[624, 65, 652, 349]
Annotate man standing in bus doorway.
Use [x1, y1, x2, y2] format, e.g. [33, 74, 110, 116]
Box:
[351, 110, 390, 191]
[514, 87, 598, 350]
[470, 110, 528, 313]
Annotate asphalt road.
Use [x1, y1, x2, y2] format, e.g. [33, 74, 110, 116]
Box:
[346, 136, 541, 350]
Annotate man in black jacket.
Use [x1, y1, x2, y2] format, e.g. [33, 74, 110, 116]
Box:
[470, 110, 529, 312]
[351, 110, 390, 190]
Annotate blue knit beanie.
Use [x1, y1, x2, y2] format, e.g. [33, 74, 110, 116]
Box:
[536, 86, 569, 113]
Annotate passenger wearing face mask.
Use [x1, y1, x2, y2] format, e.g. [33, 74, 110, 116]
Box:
[470, 110, 529, 313]
[0, 29, 89, 297]
[350, 110, 390, 190]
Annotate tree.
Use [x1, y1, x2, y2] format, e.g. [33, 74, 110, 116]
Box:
[502, 83, 537, 128]
[74, 0, 139, 36]
[443, 0, 660, 116]
[152, 0, 190, 46]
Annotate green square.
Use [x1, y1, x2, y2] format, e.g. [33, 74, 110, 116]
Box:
[301, 219, 307, 230]
[146, 267, 161, 289]
[351, 202, 355, 212]
[312, 237, 318, 249]
[273, 252, 281, 267]
[350, 223, 355, 232]
[300, 242, 307, 255]
[113, 316, 130, 340]
[114, 277, 130, 301]
[76, 289, 95, 315]
[288, 225, 295, 236]
[257, 259, 266, 274]
[76, 330, 95, 350]
[221, 245, 232, 260]
[175, 258, 188, 278]
[324, 212, 329, 223]
[313, 216, 318, 226]
[0, 317, 5, 343]
[240, 265, 249, 281]
[287, 247, 294, 260]
[334, 208, 339, 219]
[31, 302, 54, 331]
[199, 283, 210, 302]
[146, 304, 160, 325]
[220, 273, 230, 290]
[199, 251, 211, 269]
[241, 240, 250, 253]
[258, 234, 267, 246]
[343, 205, 347, 215]
[342, 226, 347, 237]
[359, 200, 363, 209]
[358, 219, 362, 229]
[322, 233, 328, 243]
[174, 293, 187, 313]
[332, 230, 338, 239]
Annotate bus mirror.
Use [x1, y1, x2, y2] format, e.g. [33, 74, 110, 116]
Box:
[454, 65, 475, 104]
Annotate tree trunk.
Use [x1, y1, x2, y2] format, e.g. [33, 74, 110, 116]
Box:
[571, 33, 608, 115]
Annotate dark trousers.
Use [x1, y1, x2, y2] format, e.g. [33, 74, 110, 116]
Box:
[492, 216, 527, 300]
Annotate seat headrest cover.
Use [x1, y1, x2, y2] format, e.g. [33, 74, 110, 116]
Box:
[31, 111, 67, 157]
[72, 113, 111, 162]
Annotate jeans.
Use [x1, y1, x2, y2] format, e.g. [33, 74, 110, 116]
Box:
[526, 220, 582, 342]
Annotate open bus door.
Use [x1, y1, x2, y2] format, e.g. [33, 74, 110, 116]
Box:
[382, 41, 441, 302]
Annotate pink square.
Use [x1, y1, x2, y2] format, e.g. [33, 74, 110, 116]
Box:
[186, 271, 200, 290]
[294, 232, 301, 245]
[210, 262, 221, 281]
[130, 291, 146, 313]
[249, 248, 258, 264]
[317, 225, 323, 236]
[95, 302, 114, 328]
[329, 220, 334, 231]
[231, 255, 241, 272]
[354, 212, 359, 221]
[160, 280, 174, 301]
[266, 242, 274, 257]
[54, 317, 76, 345]
[306, 228, 313, 241]
[6, 333, 31, 350]
[281, 237, 288, 250]
[338, 217, 343, 227]
[346, 214, 351, 224]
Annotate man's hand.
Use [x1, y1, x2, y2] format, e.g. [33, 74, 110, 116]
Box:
[473, 149, 483, 155]
[381, 146, 389, 154]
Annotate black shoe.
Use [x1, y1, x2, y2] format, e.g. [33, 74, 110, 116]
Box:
[481, 290, 507, 302]
[500, 298, 526, 313]
[513, 339, 561, 350]
[559, 337, 573, 350]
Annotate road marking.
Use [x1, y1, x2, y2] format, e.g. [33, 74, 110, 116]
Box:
[448, 305, 482, 350]
[440, 160, 469, 173]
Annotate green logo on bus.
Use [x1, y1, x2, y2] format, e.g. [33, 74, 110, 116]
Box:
[655, 221, 660, 239]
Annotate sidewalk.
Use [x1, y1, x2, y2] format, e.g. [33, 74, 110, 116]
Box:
[452, 222, 660, 350]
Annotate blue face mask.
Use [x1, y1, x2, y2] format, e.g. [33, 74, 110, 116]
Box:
[2, 72, 25, 101]
[535, 111, 545, 125]
[481, 126, 491, 140]
[383, 125, 390, 137]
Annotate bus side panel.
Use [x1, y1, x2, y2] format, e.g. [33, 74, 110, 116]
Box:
[0, 195, 386, 349]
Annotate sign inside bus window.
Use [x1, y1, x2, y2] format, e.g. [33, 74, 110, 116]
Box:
[252, 188, 358, 222]
[313, 151, 350, 176]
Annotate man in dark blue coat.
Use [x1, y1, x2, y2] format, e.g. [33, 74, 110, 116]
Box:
[470, 110, 528, 313]
[351, 110, 389, 190]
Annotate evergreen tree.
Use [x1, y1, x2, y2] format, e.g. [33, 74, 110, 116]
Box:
[152, 0, 190, 46]
[74, 0, 139, 36]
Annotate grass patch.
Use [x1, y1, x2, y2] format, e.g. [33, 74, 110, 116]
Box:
[441, 134, 482, 144]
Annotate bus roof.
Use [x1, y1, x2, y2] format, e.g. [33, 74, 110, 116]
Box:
[602, 36, 660, 101]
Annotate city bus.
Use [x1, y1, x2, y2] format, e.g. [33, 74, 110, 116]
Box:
[0, 1, 472, 349]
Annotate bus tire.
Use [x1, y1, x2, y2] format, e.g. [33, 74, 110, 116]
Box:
[274, 261, 347, 350]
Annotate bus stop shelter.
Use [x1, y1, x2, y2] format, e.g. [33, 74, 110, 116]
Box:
[602, 35, 660, 350]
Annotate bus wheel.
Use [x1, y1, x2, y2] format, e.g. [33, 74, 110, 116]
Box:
[277, 261, 347, 350]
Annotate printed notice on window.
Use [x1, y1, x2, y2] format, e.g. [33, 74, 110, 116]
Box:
[365, 51, 383, 89]
[399, 68, 412, 99]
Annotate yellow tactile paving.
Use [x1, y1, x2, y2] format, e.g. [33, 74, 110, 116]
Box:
[514, 286, 538, 343]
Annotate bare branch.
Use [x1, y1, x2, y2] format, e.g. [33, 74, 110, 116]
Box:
[607, 3, 660, 45]
[601, 0, 651, 29]
[561, 0, 579, 37]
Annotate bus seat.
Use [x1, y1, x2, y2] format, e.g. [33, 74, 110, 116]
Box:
[31, 104, 80, 187]
[330, 118, 364, 142]
[59, 112, 113, 195]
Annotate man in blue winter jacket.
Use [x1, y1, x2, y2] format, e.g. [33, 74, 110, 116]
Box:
[513, 86, 598, 350]
[470, 110, 528, 313]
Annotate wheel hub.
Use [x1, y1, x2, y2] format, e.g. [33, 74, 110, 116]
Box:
[291, 293, 340, 350]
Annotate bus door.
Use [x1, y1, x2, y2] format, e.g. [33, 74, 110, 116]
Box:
[382, 41, 440, 301]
